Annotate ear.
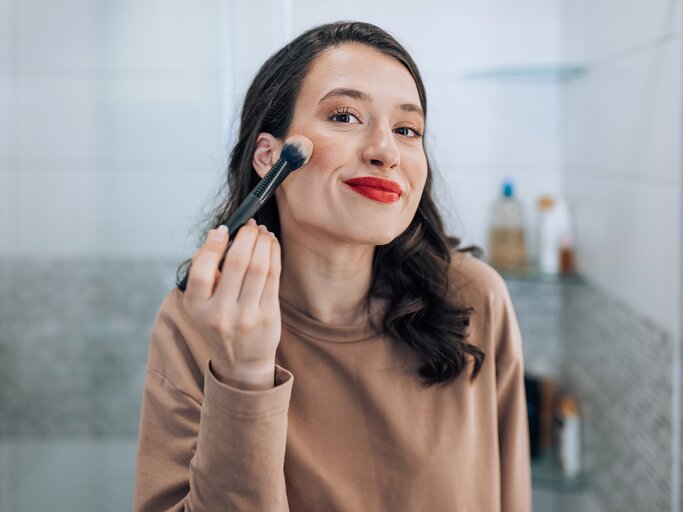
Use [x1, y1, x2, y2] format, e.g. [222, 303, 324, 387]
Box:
[252, 133, 283, 179]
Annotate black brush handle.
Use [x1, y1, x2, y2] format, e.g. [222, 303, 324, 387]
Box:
[177, 159, 291, 292]
[217, 193, 261, 272]
[253, 158, 289, 201]
[177, 194, 259, 292]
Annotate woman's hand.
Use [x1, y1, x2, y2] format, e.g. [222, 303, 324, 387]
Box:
[181, 218, 282, 390]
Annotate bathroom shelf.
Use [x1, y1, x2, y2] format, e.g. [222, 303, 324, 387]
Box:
[531, 452, 590, 494]
[462, 64, 587, 81]
[494, 265, 585, 285]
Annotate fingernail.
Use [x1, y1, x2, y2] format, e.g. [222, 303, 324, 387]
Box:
[212, 225, 227, 241]
[248, 218, 256, 226]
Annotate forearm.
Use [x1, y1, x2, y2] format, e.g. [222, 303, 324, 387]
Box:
[187, 359, 290, 509]
[134, 361, 293, 511]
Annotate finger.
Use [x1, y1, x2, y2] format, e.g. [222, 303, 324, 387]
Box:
[185, 226, 230, 303]
[238, 226, 272, 305]
[260, 231, 281, 307]
[212, 223, 261, 305]
[211, 267, 223, 295]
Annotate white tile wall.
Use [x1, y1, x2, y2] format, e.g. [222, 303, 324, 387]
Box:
[17, 77, 99, 164]
[12, 169, 102, 256]
[16, 0, 99, 76]
[565, 171, 679, 353]
[562, 4, 681, 337]
[0, 171, 13, 251]
[9, 168, 220, 258]
[563, 0, 681, 63]
[0, 77, 11, 164]
[2, 0, 232, 258]
[15, 0, 223, 76]
[426, 79, 562, 170]
[0, 0, 11, 77]
[16, 75, 225, 167]
[93, 1, 224, 76]
[232, 0, 288, 101]
[94, 77, 224, 167]
[564, 38, 681, 184]
[291, 0, 562, 72]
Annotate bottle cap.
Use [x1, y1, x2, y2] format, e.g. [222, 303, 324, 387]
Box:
[557, 395, 579, 417]
[502, 177, 514, 198]
[537, 195, 555, 210]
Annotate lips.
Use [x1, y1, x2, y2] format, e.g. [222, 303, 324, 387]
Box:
[343, 176, 403, 204]
[343, 176, 403, 195]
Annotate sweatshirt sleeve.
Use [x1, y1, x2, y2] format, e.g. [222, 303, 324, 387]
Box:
[494, 281, 532, 512]
[133, 292, 294, 511]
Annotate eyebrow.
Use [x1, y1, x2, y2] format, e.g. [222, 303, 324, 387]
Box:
[317, 87, 425, 121]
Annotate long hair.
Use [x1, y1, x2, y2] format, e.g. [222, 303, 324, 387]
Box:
[176, 21, 485, 387]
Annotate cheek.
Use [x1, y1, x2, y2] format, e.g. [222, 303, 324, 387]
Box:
[289, 131, 355, 187]
[276, 134, 348, 203]
[408, 155, 428, 195]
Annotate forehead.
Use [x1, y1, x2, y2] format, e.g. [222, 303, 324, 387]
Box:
[298, 43, 422, 108]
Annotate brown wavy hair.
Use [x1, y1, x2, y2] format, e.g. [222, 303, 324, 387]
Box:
[176, 21, 485, 387]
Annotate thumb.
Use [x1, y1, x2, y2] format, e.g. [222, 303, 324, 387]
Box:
[209, 225, 229, 245]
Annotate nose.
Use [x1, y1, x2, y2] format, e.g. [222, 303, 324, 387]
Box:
[361, 124, 401, 170]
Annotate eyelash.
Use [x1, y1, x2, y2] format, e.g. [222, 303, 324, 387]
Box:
[328, 107, 424, 139]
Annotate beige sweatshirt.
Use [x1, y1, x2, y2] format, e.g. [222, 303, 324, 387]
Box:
[133, 251, 531, 511]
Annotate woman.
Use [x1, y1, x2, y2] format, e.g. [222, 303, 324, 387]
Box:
[134, 21, 531, 511]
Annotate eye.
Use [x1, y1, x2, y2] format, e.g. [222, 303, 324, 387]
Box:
[394, 126, 424, 139]
[328, 107, 361, 124]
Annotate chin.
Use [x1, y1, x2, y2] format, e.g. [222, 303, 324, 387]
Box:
[298, 211, 407, 246]
[346, 227, 400, 247]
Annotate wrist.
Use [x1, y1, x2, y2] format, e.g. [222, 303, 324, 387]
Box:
[211, 359, 276, 391]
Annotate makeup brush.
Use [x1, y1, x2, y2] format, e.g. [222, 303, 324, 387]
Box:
[177, 135, 313, 292]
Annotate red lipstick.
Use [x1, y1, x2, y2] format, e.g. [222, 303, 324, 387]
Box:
[343, 176, 403, 204]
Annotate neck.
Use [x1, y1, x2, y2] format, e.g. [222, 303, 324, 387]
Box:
[278, 237, 375, 326]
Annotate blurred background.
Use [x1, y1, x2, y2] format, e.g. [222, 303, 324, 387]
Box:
[0, 1, 680, 511]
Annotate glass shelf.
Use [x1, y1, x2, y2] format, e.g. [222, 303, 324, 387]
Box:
[493, 264, 585, 285]
[462, 64, 587, 81]
[532, 452, 590, 494]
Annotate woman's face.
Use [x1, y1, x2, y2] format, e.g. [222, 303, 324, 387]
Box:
[262, 43, 428, 247]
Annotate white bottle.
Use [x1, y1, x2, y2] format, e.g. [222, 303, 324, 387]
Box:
[556, 395, 581, 478]
[536, 195, 573, 275]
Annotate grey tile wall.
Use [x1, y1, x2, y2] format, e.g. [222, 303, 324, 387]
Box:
[0, 258, 179, 438]
[507, 274, 674, 512]
[560, 283, 673, 512]
[505, 277, 565, 377]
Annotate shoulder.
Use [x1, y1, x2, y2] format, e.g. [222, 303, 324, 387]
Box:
[446, 250, 511, 308]
[145, 287, 211, 402]
[446, 250, 523, 365]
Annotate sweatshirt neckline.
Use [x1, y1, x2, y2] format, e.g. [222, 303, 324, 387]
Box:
[279, 294, 386, 343]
